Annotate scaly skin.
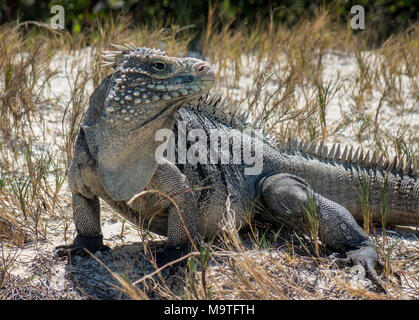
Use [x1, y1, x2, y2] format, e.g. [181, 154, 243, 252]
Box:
[261, 142, 419, 227]
[57, 45, 418, 290]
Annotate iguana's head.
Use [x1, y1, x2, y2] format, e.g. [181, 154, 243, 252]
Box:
[101, 44, 214, 126]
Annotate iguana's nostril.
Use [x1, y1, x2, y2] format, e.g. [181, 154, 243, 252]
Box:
[193, 62, 210, 74]
[192, 61, 214, 80]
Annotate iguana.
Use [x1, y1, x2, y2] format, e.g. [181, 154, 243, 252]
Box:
[57, 44, 418, 288]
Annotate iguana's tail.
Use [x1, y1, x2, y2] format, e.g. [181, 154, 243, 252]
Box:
[279, 141, 419, 227]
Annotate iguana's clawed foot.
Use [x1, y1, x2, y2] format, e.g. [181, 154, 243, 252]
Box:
[155, 245, 189, 269]
[331, 245, 387, 293]
[55, 234, 111, 258]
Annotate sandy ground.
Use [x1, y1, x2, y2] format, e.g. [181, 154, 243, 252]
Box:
[1, 48, 418, 300]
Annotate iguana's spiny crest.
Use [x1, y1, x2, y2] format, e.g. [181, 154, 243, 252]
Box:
[101, 44, 214, 125]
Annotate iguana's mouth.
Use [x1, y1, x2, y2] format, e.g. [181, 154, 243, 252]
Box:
[127, 91, 206, 132]
[108, 78, 213, 104]
[123, 78, 213, 90]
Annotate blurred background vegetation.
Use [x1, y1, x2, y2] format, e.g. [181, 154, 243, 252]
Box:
[0, 0, 418, 48]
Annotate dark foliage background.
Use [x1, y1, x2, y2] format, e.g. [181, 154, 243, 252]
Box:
[1, 0, 418, 46]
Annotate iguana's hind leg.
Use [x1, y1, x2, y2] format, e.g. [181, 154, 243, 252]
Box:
[56, 192, 110, 257]
[148, 160, 199, 266]
[259, 173, 384, 290]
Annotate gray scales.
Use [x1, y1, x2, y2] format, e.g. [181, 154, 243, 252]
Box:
[56, 44, 419, 290]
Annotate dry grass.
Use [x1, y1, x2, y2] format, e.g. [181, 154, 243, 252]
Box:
[0, 11, 418, 300]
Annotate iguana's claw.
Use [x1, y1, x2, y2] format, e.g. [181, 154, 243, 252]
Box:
[55, 234, 111, 258]
[155, 246, 189, 268]
[332, 245, 386, 293]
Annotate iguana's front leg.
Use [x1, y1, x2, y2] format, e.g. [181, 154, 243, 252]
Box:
[56, 135, 111, 257]
[259, 173, 383, 288]
[56, 192, 110, 257]
[148, 160, 199, 266]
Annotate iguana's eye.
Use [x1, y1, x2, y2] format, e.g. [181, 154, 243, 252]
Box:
[151, 61, 167, 71]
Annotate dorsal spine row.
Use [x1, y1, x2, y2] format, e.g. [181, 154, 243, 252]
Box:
[278, 138, 417, 177]
[186, 93, 417, 178]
